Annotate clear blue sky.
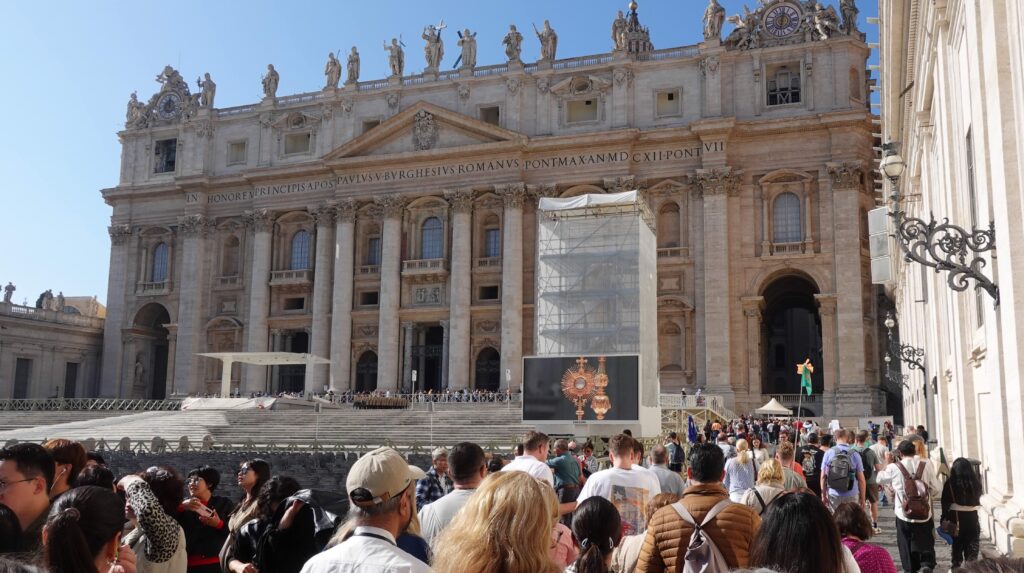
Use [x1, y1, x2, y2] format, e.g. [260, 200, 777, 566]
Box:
[0, 0, 877, 306]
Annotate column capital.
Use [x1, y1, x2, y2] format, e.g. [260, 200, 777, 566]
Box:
[741, 296, 765, 318]
[495, 183, 528, 208]
[335, 199, 357, 223]
[443, 189, 475, 213]
[242, 208, 274, 233]
[108, 224, 133, 246]
[814, 293, 838, 315]
[694, 167, 742, 197]
[440, 319, 450, 330]
[312, 203, 336, 226]
[527, 183, 558, 200]
[826, 161, 864, 189]
[177, 214, 213, 237]
[375, 194, 408, 219]
[603, 176, 644, 194]
[401, 321, 415, 330]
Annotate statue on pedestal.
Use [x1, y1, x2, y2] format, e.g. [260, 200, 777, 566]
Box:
[125, 91, 148, 128]
[840, 0, 860, 35]
[324, 52, 341, 88]
[3, 282, 14, 304]
[612, 10, 627, 50]
[502, 24, 523, 62]
[56, 291, 65, 312]
[703, 0, 726, 41]
[197, 73, 216, 107]
[346, 47, 360, 83]
[534, 20, 558, 61]
[422, 22, 446, 71]
[458, 29, 477, 69]
[134, 357, 145, 387]
[262, 64, 280, 99]
[384, 38, 405, 77]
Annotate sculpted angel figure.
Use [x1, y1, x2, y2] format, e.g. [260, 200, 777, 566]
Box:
[813, 2, 841, 39]
[324, 52, 341, 88]
[503, 24, 523, 62]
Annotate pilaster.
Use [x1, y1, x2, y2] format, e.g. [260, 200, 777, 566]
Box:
[172, 214, 212, 396]
[376, 195, 407, 390]
[101, 224, 133, 397]
[243, 208, 274, 393]
[496, 182, 527, 390]
[308, 204, 335, 394]
[329, 200, 356, 391]
[444, 188, 474, 390]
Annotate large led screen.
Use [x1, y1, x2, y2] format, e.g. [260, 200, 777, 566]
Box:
[523, 354, 640, 422]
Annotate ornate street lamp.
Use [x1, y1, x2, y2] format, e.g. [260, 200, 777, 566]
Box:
[884, 311, 934, 443]
[882, 142, 1000, 306]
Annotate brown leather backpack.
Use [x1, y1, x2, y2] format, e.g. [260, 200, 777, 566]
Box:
[896, 460, 930, 520]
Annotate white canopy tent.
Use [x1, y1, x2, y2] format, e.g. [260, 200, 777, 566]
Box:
[753, 397, 794, 416]
[198, 352, 331, 398]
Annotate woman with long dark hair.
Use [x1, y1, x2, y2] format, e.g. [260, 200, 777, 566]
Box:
[226, 460, 269, 534]
[749, 490, 860, 573]
[43, 485, 134, 573]
[568, 497, 622, 573]
[227, 476, 306, 573]
[942, 457, 984, 568]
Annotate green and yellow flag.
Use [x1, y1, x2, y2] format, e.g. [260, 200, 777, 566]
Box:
[797, 359, 814, 396]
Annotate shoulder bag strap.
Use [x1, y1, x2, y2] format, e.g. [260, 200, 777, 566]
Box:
[913, 461, 926, 480]
[700, 499, 734, 527]
[753, 489, 767, 513]
[895, 460, 912, 480]
[671, 500, 697, 526]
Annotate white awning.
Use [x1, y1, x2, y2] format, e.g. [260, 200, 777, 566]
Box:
[754, 398, 794, 416]
[198, 352, 330, 398]
[537, 190, 639, 211]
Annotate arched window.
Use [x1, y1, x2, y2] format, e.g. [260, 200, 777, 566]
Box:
[772, 193, 802, 243]
[658, 202, 681, 248]
[421, 217, 443, 259]
[151, 243, 169, 282]
[221, 236, 240, 276]
[290, 230, 311, 270]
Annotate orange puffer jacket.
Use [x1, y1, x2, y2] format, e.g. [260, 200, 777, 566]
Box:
[636, 483, 761, 572]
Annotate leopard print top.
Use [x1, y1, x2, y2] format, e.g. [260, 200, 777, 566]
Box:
[124, 480, 181, 563]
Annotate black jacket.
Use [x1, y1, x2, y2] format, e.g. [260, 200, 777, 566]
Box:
[176, 495, 235, 561]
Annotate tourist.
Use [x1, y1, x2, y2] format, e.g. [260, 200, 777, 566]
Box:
[636, 442, 761, 571]
[665, 432, 684, 473]
[833, 502, 898, 573]
[578, 441, 600, 477]
[647, 445, 685, 497]
[43, 486, 136, 573]
[577, 434, 660, 537]
[740, 459, 786, 515]
[41, 439, 87, 500]
[230, 476, 312, 573]
[716, 432, 736, 459]
[799, 432, 823, 496]
[419, 442, 486, 545]
[750, 490, 860, 573]
[750, 435, 770, 465]
[550, 481, 579, 569]
[0, 443, 54, 552]
[610, 492, 679, 573]
[486, 456, 504, 474]
[120, 467, 189, 571]
[776, 441, 807, 489]
[433, 471, 562, 573]
[416, 447, 453, 508]
[821, 429, 867, 510]
[568, 497, 622, 573]
[870, 436, 891, 506]
[301, 447, 428, 573]
[0, 503, 23, 554]
[226, 459, 270, 534]
[84, 451, 106, 468]
[178, 466, 235, 573]
[502, 430, 554, 487]
[851, 430, 882, 531]
[546, 439, 583, 525]
[77, 464, 115, 491]
[876, 440, 941, 573]
[942, 457, 984, 568]
[725, 438, 758, 502]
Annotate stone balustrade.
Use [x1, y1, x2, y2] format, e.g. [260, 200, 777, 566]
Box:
[0, 302, 104, 329]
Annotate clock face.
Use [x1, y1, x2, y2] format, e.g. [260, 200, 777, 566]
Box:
[764, 3, 802, 38]
[156, 93, 181, 120]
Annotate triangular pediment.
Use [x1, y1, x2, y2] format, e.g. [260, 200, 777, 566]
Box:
[323, 101, 526, 160]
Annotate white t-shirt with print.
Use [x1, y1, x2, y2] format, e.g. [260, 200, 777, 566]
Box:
[578, 467, 662, 536]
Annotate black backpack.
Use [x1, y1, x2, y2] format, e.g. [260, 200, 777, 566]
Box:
[826, 448, 855, 493]
[853, 446, 875, 481]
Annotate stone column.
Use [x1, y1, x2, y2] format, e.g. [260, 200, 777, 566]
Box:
[172, 215, 211, 396]
[815, 293, 838, 418]
[243, 209, 274, 394]
[376, 195, 407, 391]
[402, 322, 415, 392]
[329, 200, 356, 391]
[308, 204, 335, 394]
[742, 296, 765, 403]
[440, 319, 451, 389]
[444, 189, 474, 390]
[694, 169, 740, 405]
[497, 183, 527, 390]
[101, 224, 133, 397]
[826, 162, 868, 414]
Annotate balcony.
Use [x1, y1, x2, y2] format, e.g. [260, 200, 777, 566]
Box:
[474, 256, 502, 269]
[766, 242, 810, 257]
[136, 280, 171, 296]
[657, 247, 691, 261]
[402, 258, 449, 280]
[269, 269, 312, 286]
[357, 265, 380, 275]
[215, 275, 241, 289]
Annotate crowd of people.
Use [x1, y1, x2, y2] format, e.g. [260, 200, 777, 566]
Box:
[0, 424, 1019, 573]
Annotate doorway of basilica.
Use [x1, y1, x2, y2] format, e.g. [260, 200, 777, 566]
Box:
[761, 275, 823, 399]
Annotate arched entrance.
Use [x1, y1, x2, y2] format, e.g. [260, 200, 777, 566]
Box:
[474, 348, 500, 391]
[132, 303, 171, 399]
[355, 351, 378, 393]
[761, 275, 823, 395]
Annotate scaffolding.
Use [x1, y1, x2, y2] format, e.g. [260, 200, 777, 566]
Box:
[534, 191, 659, 406]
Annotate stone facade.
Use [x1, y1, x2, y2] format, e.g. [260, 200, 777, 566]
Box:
[100, 2, 880, 418]
[879, 0, 1024, 557]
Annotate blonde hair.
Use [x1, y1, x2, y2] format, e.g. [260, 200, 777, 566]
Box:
[736, 438, 751, 465]
[757, 458, 784, 485]
[433, 471, 562, 573]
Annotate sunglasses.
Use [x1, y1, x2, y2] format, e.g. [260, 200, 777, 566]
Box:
[237, 466, 252, 475]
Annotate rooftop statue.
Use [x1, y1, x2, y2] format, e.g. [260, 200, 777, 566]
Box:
[611, 10, 627, 50]
[502, 24, 523, 63]
[457, 28, 477, 69]
[155, 65, 189, 95]
[3, 282, 14, 304]
[384, 38, 405, 77]
[197, 73, 216, 107]
[125, 91, 148, 128]
[325, 52, 341, 88]
[534, 19, 558, 61]
[262, 64, 280, 99]
[813, 2, 841, 40]
[347, 47, 360, 83]
[703, 0, 726, 41]
[840, 0, 859, 35]
[422, 21, 446, 71]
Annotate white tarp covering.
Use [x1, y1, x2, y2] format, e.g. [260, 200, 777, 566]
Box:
[538, 190, 639, 211]
[754, 398, 794, 416]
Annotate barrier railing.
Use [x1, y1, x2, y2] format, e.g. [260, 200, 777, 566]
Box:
[0, 398, 183, 412]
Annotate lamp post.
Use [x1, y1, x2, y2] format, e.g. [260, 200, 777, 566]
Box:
[884, 311, 934, 445]
[881, 143, 1000, 305]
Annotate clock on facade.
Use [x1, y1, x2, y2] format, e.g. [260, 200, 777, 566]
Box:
[156, 92, 181, 120]
[763, 3, 802, 38]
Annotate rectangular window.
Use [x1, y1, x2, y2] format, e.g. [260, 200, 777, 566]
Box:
[767, 68, 801, 106]
[367, 237, 381, 266]
[284, 297, 305, 311]
[567, 99, 599, 123]
[14, 358, 32, 399]
[154, 139, 177, 173]
[480, 106, 501, 126]
[227, 141, 247, 165]
[479, 285, 500, 300]
[360, 291, 379, 306]
[362, 119, 381, 133]
[655, 90, 681, 117]
[484, 228, 501, 258]
[284, 133, 311, 155]
[64, 362, 79, 398]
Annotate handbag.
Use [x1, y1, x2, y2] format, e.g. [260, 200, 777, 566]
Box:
[939, 483, 960, 537]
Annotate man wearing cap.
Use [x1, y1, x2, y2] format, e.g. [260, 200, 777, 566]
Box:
[300, 447, 431, 573]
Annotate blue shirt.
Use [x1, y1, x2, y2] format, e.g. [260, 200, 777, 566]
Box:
[821, 444, 864, 498]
